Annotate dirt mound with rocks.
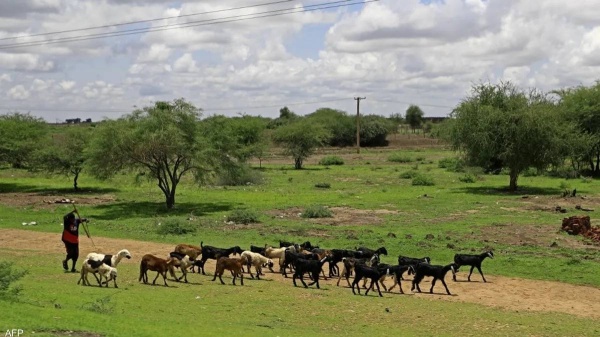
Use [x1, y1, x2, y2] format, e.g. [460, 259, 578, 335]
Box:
[561, 215, 600, 242]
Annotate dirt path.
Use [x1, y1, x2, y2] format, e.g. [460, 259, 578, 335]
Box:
[2, 228, 599, 319]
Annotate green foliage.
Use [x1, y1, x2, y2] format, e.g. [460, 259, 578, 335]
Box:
[306, 108, 355, 147]
[267, 106, 299, 129]
[0, 113, 48, 168]
[319, 156, 344, 166]
[301, 205, 333, 218]
[522, 167, 540, 177]
[458, 174, 477, 183]
[388, 153, 413, 163]
[412, 174, 435, 186]
[405, 105, 424, 131]
[0, 261, 27, 301]
[438, 157, 465, 172]
[314, 182, 331, 188]
[272, 120, 328, 169]
[359, 115, 392, 146]
[215, 164, 264, 186]
[227, 208, 260, 224]
[156, 218, 197, 235]
[450, 82, 568, 190]
[400, 170, 419, 179]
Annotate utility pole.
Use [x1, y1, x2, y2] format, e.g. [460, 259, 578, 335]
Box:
[355, 97, 366, 154]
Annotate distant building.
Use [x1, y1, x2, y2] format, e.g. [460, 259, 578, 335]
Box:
[65, 118, 81, 124]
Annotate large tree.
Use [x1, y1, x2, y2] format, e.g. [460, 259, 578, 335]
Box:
[272, 120, 328, 169]
[555, 81, 600, 176]
[450, 82, 568, 191]
[33, 126, 92, 191]
[405, 105, 424, 132]
[0, 113, 47, 168]
[87, 99, 219, 209]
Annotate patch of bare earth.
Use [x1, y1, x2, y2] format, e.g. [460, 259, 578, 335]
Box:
[266, 207, 399, 226]
[0, 193, 115, 209]
[518, 195, 600, 215]
[2, 229, 600, 319]
[467, 223, 600, 251]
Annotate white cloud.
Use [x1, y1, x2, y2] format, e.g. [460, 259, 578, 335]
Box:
[136, 44, 171, 63]
[7, 85, 30, 100]
[0, 74, 12, 83]
[173, 53, 199, 73]
[0, 53, 54, 71]
[59, 80, 75, 91]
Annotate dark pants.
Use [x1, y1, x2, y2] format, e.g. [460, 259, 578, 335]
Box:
[63, 241, 79, 270]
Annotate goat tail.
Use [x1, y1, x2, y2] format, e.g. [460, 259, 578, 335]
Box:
[139, 260, 146, 282]
[200, 241, 204, 248]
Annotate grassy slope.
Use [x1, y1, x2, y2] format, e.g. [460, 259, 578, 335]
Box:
[1, 147, 599, 336]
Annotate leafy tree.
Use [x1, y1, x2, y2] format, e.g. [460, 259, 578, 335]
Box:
[306, 108, 355, 147]
[267, 106, 299, 129]
[33, 126, 92, 191]
[360, 115, 392, 146]
[405, 105, 424, 132]
[555, 81, 600, 176]
[450, 82, 568, 191]
[387, 112, 404, 137]
[87, 99, 223, 209]
[0, 113, 48, 168]
[272, 120, 328, 169]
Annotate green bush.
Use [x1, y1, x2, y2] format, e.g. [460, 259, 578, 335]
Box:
[522, 167, 539, 177]
[388, 153, 413, 163]
[301, 205, 333, 218]
[227, 209, 260, 224]
[156, 218, 197, 235]
[0, 261, 27, 301]
[400, 170, 419, 179]
[412, 174, 435, 186]
[458, 174, 477, 183]
[215, 164, 264, 186]
[438, 157, 464, 172]
[319, 156, 344, 166]
[315, 182, 331, 189]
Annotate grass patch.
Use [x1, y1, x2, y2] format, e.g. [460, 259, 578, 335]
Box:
[318, 156, 344, 166]
[412, 174, 435, 186]
[0, 261, 27, 301]
[388, 153, 413, 163]
[226, 208, 260, 224]
[458, 174, 477, 183]
[155, 218, 197, 235]
[301, 205, 333, 218]
[438, 157, 464, 172]
[314, 182, 331, 189]
[400, 170, 419, 179]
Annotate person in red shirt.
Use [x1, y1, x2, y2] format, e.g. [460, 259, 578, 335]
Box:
[62, 211, 87, 273]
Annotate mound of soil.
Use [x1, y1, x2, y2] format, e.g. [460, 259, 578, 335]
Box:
[562, 215, 600, 242]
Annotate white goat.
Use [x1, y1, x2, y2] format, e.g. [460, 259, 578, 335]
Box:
[240, 251, 274, 279]
[78, 259, 118, 288]
[264, 245, 298, 272]
[167, 252, 194, 283]
[86, 249, 132, 267]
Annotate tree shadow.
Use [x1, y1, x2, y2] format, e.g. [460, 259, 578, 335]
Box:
[453, 186, 562, 196]
[0, 182, 119, 194]
[91, 201, 236, 220]
[252, 167, 326, 171]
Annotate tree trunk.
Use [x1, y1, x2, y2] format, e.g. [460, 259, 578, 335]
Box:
[595, 152, 600, 174]
[73, 171, 79, 191]
[509, 169, 519, 191]
[294, 157, 303, 170]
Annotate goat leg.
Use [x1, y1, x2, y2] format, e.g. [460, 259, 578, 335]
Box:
[477, 266, 487, 282]
[441, 278, 451, 295]
[430, 278, 437, 294]
[468, 266, 475, 282]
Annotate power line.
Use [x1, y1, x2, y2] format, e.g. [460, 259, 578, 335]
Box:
[0, 0, 296, 42]
[0, 0, 376, 50]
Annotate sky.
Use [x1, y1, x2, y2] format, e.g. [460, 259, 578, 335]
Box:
[0, 0, 599, 122]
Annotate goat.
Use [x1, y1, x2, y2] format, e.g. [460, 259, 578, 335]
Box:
[212, 257, 244, 285]
[336, 254, 380, 287]
[329, 249, 366, 277]
[411, 263, 458, 295]
[452, 251, 494, 282]
[167, 252, 195, 283]
[292, 256, 328, 289]
[376, 264, 415, 294]
[264, 245, 298, 273]
[356, 246, 388, 258]
[78, 259, 118, 288]
[198, 241, 243, 275]
[249, 244, 267, 256]
[279, 240, 295, 248]
[240, 251, 274, 279]
[397, 255, 431, 279]
[174, 244, 202, 273]
[86, 249, 131, 267]
[139, 254, 175, 286]
[351, 264, 383, 297]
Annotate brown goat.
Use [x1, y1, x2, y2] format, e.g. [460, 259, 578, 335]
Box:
[212, 257, 244, 285]
[139, 254, 175, 287]
[174, 244, 202, 273]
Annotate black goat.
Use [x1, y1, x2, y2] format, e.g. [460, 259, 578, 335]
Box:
[250, 244, 267, 256]
[376, 264, 415, 294]
[279, 240, 295, 248]
[397, 255, 431, 278]
[292, 256, 329, 289]
[453, 251, 494, 282]
[336, 254, 380, 287]
[329, 249, 366, 277]
[282, 250, 307, 277]
[411, 263, 457, 295]
[351, 264, 383, 297]
[198, 241, 242, 275]
[356, 246, 388, 258]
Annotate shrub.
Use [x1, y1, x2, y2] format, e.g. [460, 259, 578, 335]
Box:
[156, 218, 197, 235]
[438, 157, 464, 172]
[0, 261, 27, 301]
[315, 182, 331, 189]
[301, 205, 333, 218]
[227, 209, 260, 224]
[416, 156, 426, 162]
[522, 167, 539, 177]
[458, 174, 477, 183]
[412, 174, 435, 186]
[581, 176, 593, 183]
[81, 296, 115, 314]
[319, 156, 344, 166]
[400, 170, 419, 179]
[388, 153, 413, 163]
[215, 164, 264, 186]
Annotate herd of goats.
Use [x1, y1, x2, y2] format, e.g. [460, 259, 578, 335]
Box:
[77, 240, 494, 297]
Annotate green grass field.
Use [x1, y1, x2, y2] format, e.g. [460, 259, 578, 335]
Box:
[1, 145, 599, 336]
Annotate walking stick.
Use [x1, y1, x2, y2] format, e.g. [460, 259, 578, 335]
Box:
[72, 202, 96, 249]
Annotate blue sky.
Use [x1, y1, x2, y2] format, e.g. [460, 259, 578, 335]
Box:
[1, 0, 599, 121]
